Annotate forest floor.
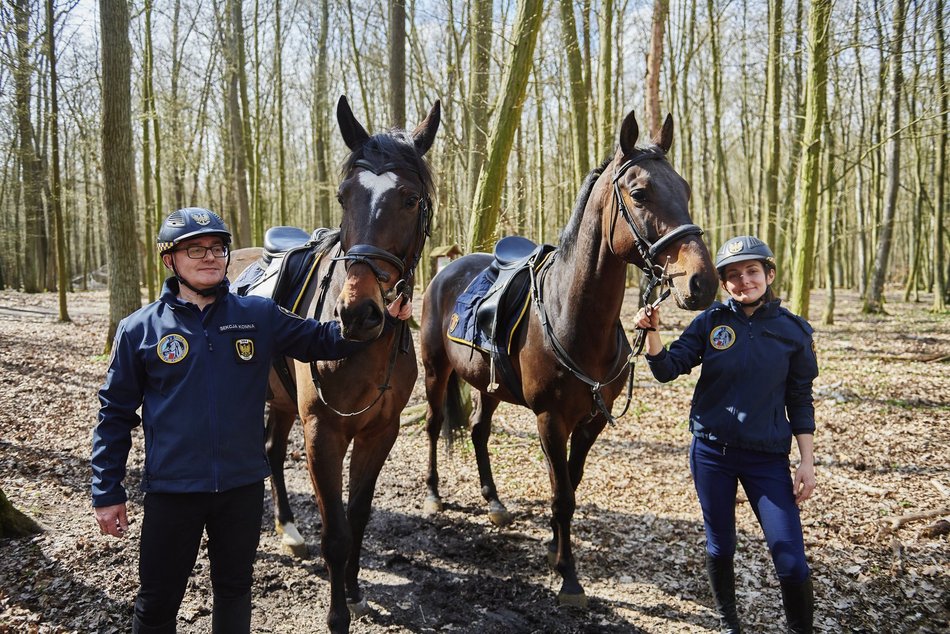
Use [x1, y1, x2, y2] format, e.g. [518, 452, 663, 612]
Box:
[0, 286, 948, 633]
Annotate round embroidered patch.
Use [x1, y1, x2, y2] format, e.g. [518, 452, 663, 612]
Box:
[157, 334, 189, 364]
[709, 325, 736, 350]
[235, 338, 255, 361]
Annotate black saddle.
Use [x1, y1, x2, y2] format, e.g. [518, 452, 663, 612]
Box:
[262, 226, 311, 265]
[474, 236, 555, 402]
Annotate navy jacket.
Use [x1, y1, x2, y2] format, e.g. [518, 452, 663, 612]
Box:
[645, 298, 818, 454]
[91, 278, 367, 507]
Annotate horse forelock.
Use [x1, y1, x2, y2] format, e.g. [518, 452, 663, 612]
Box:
[341, 131, 434, 196]
[557, 157, 612, 256]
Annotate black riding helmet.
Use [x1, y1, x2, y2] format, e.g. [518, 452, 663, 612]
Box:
[714, 235, 776, 275]
[158, 207, 232, 296]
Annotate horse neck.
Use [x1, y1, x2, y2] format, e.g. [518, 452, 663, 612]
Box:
[547, 179, 628, 333]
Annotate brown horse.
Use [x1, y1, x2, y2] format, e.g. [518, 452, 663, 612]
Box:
[419, 109, 717, 607]
[230, 95, 439, 633]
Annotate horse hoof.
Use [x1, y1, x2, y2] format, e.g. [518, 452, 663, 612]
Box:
[488, 508, 513, 527]
[423, 495, 443, 516]
[347, 597, 370, 618]
[557, 590, 589, 609]
[276, 522, 308, 558]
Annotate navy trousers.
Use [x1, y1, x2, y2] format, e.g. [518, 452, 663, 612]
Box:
[133, 480, 264, 631]
[689, 436, 810, 583]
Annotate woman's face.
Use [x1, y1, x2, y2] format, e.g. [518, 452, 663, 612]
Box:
[721, 260, 775, 304]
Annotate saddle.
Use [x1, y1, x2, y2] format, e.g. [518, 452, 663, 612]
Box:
[232, 226, 341, 401]
[448, 236, 556, 403]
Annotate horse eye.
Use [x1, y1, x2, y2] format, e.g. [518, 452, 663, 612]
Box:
[406, 195, 420, 208]
[630, 189, 647, 203]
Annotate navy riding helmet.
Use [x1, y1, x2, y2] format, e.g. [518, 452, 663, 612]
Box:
[714, 235, 775, 275]
[157, 207, 231, 254]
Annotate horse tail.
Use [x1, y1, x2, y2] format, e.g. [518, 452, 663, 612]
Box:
[442, 371, 469, 448]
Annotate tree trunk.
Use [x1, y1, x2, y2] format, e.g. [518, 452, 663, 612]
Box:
[644, 0, 669, 137]
[864, 0, 907, 313]
[787, 0, 832, 319]
[389, 0, 406, 128]
[467, 0, 543, 252]
[15, 0, 47, 293]
[596, 0, 614, 160]
[100, 0, 142, 352]
[821, 120, 836, 325]
[275, 0, 287, 225]
[558, 0, 589, 185]
[0, 487, 43, 538]
[313, 0, 331, 227]
[467, 0, 492, 208]
[46, 0, 69, 322]
[761, 0, 783, 250]
[224, 0, 252, 247]
[934, 0, 947, 312]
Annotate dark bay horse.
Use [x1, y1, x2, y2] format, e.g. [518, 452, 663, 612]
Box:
[230, 95, 439, 633]
[419, 110, 717, 607]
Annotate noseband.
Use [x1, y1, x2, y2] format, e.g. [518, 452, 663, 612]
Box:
[332, 158, 432, 303]
[610, 150, 704, 297]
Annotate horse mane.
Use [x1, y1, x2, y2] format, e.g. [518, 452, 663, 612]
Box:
[340, 130, 435, 196]
[557, 156, 613, 257]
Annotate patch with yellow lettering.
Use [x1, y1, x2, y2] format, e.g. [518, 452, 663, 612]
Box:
[157, 334, 189, 364]
[709, 325, 736, 351]
[234, 338, 255, 362]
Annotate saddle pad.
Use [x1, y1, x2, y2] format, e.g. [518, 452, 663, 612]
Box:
[446, 267, 532, 356]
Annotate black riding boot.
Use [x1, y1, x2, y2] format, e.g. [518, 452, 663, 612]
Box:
[705, 553, 742, 633]
[780, 577, 814, 634]
[131, 614, 177, 634]
[211, 589, 252, 634]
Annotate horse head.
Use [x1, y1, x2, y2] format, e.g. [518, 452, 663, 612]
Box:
[607, 110, 717, 310]
[333, 95, 440, 341]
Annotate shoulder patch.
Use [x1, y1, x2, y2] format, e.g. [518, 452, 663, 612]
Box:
[157, 333, 189, 364]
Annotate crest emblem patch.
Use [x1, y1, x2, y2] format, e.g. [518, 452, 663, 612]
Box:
[709, 325, 736, 350]
[448, 312, 460, 333]
[157, 334, 189, 363]
[192, 211, 211, 226]
[235, 338, 255, 361]
[727, 240, 744, 254]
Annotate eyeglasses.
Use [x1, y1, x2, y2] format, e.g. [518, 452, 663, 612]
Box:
[175, 245, 229, 259]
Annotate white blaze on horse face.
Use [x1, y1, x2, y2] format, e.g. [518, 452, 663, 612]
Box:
[357, 171, 399, 220]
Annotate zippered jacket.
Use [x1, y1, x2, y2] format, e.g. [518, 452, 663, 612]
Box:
[91, 278, 368, 507]
[645, 298, 818, 454]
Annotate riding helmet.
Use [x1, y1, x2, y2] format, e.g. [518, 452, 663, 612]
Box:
[157, 207, 231, 254]
[714, 235, 775, 273]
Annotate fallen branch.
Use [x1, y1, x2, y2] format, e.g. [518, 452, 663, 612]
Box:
[880, 506, 950, 534]
[817, 466, 891, 496]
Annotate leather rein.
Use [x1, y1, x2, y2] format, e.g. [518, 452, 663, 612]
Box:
[531, 150, 704, 425]
[309, 159, 432, 417]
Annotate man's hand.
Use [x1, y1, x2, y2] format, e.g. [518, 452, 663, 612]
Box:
[387, 294, 413, 320]
[94, 503, 129, 538]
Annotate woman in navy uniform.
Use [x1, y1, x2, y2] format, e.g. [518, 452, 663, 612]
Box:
[92, 208, 409, 633]
[635, 235, 818, 634]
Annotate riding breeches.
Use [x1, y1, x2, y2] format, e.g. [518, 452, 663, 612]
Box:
[689, 436, 810, 584]
[133, 480, 264, 632]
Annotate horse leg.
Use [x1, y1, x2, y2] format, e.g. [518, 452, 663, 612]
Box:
[422, 361, 450, 516]
[305, 422, 353, 634]
[567, 414, 609, 491]
[343, 423, 400, 617]
[470, 391, 512, 526]
[537, 412, 587, 608]
[265, 404, 307, 557]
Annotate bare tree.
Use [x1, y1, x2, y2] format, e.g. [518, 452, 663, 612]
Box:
[644, 0, 669, 137]
[935, 0, 947, 312]
[46, 0, 69, 321]
[100, 0, 142, 350]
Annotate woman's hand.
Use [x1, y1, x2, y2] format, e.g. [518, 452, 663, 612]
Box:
[387, 294, 413, 320]
[635, 305, 661, 331]
[793, 461, 816, 504]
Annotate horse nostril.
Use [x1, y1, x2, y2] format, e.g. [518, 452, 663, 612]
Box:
[689, 273, 715, 300]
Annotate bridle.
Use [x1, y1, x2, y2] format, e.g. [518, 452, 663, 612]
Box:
[532, 150, 705, 425]
[310, 158, 432, 417]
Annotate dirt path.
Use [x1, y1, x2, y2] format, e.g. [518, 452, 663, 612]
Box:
[0, 287, 947, 633]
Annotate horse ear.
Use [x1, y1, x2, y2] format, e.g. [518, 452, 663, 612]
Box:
[618, 109, 640, 155]
[337, 95, 371, 151]
[412, 100, 441, 155]
[653, 113, 674, 153]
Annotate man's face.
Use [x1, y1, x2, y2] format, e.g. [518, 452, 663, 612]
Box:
[162, 235, 228, 290]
